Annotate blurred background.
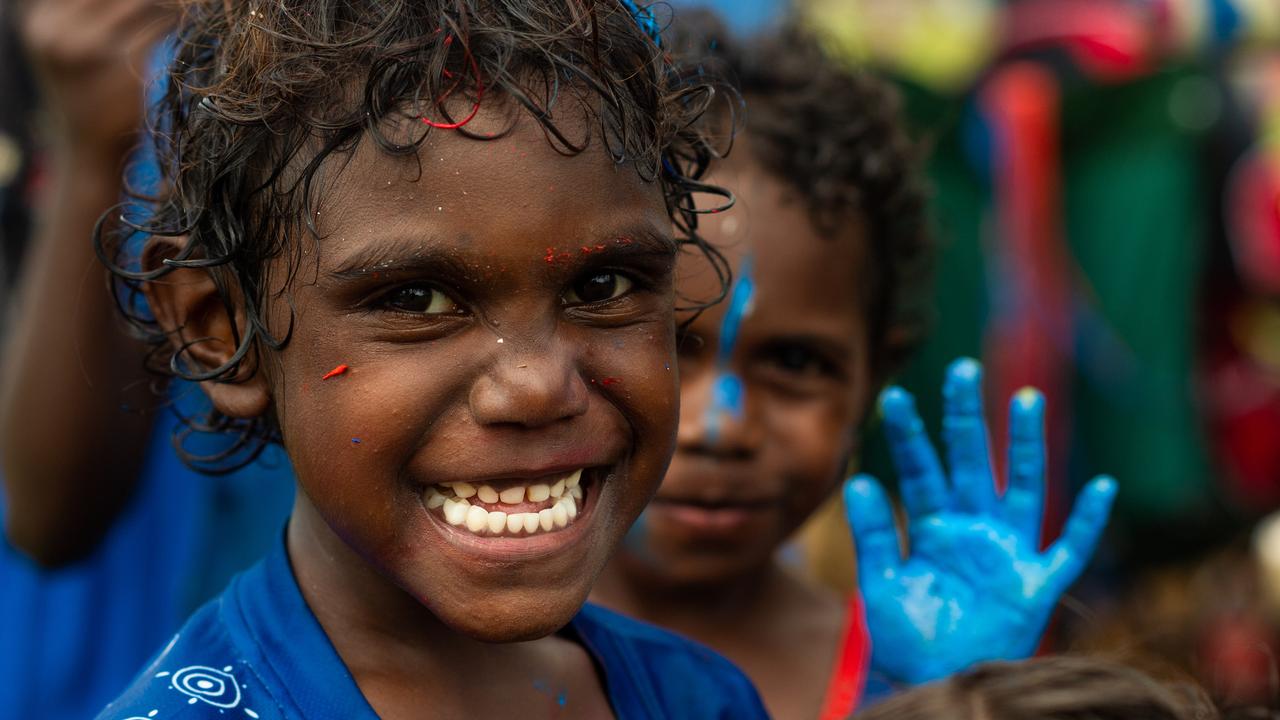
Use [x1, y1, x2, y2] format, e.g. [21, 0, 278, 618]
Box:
[672, 0, 1280, 708]
[3, 0, 1280, 715]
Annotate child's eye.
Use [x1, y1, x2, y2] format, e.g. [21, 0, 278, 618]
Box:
[766, 344, 837, 378]
[381, 284, 460, 314]
[563, 272, 633, 305]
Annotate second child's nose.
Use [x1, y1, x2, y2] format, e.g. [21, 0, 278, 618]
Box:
[676, 365, 761, 461]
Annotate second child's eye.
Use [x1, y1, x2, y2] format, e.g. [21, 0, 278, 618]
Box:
[381, 284, 459, 314]
[563, 272, 633, 305]
[767, 344, 836, 378]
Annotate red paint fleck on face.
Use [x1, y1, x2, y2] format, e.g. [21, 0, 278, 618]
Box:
[322, 364, 350, 380]
[601, 377, 622, 386]
[544, 247, 574, 264]
[616, 237, 633, 245]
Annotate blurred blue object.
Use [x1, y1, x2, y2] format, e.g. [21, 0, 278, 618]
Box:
[847, 360, 1117, 685]
[668, 0, 789, 36]
[0, 388, 294, 719]
[0, 41, 295, 719]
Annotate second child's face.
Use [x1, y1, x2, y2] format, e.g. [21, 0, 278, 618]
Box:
[617, 151, 874, 586]
[262, 108, 679, 641]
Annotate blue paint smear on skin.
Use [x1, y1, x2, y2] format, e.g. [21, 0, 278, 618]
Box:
[705, 256, 755, 443]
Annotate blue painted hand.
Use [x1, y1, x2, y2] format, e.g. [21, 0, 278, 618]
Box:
[844, 358, 1117, 686]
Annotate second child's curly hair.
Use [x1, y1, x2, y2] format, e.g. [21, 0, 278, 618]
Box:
[670, 15, 934, 375]
[97, 0, 732, 473]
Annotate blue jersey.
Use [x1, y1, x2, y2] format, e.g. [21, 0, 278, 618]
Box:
[0, 390, 294, 719]
[98, 536, 768, 720]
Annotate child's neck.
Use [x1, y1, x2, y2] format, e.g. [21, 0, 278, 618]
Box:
[593, 556, 848, 720]
[287, 504, 613, 719]
[594, 555, 829, 640]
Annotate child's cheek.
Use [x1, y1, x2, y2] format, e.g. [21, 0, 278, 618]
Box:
[772, 396, 859, 518]
[584, 322, 680, 456]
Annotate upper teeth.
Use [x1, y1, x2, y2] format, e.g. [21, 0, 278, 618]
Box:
[426, 469, 584, 537]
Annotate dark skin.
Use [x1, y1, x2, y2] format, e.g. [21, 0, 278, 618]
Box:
[1, 0, 174, 565]
[592, 145, 876, 720]
[145, 105, 679, 719]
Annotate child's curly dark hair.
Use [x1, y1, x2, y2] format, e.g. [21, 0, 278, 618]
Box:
[96, 0, 733, 473]
[671, 14, 934, 376]
[854, 655, 1229, 720]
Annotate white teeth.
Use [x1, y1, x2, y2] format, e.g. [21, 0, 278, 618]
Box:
[432, 469, 589, 536]
[426, 489, 446, 509]
[466, 505, 488, 533]
[506, 513, 524, 534]
[443, 498, 469, 525]
[487, 510, 507, 534]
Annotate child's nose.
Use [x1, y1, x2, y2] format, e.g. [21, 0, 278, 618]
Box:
[676, 366, 762, 460]
[468, 345, 590, 428]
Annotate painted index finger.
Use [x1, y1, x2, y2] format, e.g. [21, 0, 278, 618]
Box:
[881, 386, 949, 519]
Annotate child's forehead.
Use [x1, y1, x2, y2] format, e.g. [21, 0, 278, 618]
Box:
[314, 105, 665, 229]
[305, 107, 672, 267]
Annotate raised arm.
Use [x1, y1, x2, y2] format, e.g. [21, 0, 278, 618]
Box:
[0, 0, 173, 565]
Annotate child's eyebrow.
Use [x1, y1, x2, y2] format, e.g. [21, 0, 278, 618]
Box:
[326, 224, 676, 281]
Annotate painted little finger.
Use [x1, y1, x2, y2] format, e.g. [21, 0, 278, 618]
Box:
[1044, 475, 1118, 591]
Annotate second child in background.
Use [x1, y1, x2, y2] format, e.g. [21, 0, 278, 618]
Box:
[592, 18, 1118, 719]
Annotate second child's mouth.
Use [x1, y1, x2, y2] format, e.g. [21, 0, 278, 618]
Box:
[424, 469, 588, 537]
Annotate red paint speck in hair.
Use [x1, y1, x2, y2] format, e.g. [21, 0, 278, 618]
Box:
[420, 35, 482, 130]
[322, 364, 350, 380]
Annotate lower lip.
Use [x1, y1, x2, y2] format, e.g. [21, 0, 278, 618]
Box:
[418, 478, 602, 562]
[648, 501, 772, 536]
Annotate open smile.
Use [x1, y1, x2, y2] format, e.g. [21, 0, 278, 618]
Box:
[417, 465, 612, 558]
[426, 468, 587, 537]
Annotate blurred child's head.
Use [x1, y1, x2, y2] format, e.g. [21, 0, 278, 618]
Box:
[100, 0, 727, 642]
[853, 655, 1219, 720]
[614, 18, 933, 588]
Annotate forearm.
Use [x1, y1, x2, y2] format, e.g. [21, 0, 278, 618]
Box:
[0, 146, 154, 565]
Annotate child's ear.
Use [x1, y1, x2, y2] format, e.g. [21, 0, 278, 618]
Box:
[141, 235, 271, 419]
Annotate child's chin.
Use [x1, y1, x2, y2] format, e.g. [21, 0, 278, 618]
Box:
[442, 599, 583, 643]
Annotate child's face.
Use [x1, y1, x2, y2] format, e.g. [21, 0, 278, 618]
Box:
[255, 109, 679, 640]
[617, 152, 874, 585]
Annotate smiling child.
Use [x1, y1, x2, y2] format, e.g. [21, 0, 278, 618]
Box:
[94, 1, 766, 718]
[592, 20, 1116, 720]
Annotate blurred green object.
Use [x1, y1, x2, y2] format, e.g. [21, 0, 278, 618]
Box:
[859, 67, 1218, 540]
